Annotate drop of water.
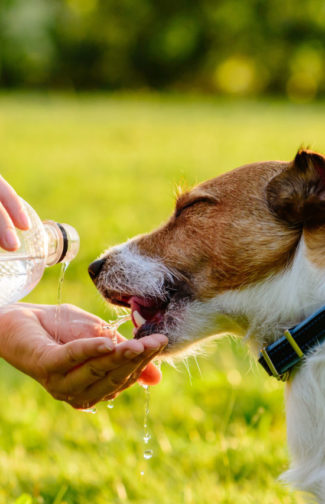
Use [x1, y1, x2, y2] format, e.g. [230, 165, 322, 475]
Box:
[104, 313, 131, 331]
[102, 314, 131, 344]
[143, 450, 153, 460]
[144, 433, 151, 444]
[140, 471, 144, 476]
[107, 400, 114, 409]
[80, 407, 97, 414]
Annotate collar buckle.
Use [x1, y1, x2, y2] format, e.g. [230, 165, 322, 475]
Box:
[259, 305, 325, 381]
[260, 347, 290, 381]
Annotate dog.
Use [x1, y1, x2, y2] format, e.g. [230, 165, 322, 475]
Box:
[89, 149, 325, 502]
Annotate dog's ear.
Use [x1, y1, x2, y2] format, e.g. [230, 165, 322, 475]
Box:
[266, 149, 325, 226]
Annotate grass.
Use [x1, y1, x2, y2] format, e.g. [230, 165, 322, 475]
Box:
[0, 93, 325, 503]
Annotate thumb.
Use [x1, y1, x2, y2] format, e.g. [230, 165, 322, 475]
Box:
[138, 362, 162, 386]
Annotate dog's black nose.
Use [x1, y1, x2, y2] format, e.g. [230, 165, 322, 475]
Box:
[88, 259, 105, 280]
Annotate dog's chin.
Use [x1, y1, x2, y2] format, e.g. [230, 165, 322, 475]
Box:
[132, 305, 187, 356]
[99, 289, 195, 356]
[133, 321, 166, 339]
[133, 321, 181, 357]
[134, 323, 199, 359]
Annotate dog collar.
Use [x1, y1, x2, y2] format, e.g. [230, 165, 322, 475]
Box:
[258, 305, 325, 381]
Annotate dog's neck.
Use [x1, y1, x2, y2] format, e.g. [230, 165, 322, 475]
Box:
[213, 239, 325, 355]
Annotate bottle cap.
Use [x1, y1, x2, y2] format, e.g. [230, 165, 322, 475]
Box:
[56, 223, 80, 264]
[44, 221, 80, 266]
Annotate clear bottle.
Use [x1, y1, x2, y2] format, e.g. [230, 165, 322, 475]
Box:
[0, 200, 80, 306]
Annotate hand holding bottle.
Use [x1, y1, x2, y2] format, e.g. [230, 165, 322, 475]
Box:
[0, 176, 167, 406]
[0, 175, 30, 250]
[0, 303, 167, 408]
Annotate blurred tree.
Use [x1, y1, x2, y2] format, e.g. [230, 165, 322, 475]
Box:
[0, 0, 325, 98]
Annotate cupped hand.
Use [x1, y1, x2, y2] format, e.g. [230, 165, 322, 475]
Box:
[0, 303, 168, 409]
[0, 176, 30, 250]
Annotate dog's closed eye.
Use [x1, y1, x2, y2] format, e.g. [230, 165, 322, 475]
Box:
[175, 194, 218, 218]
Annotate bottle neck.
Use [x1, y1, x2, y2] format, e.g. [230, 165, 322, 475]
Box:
[43, 221, 80, 266]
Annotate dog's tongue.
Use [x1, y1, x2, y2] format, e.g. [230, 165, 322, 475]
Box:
[129, 296, 164, 328]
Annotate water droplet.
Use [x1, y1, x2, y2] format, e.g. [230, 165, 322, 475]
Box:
[81, 407, 97, 414]
[102, 314, 131, 344]
[107, 314, 131, 331]
[144, 449, 153, 460]
[140, 471, 144, 476]
[144, 433, 151, 444]
[107, 400, 114, 409]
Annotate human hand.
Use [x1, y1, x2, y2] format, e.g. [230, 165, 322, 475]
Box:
[0, 175, 30, 250]
[0, 303, 167, 409]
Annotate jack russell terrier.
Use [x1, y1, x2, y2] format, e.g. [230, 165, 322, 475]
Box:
[89, 149, 325, 502]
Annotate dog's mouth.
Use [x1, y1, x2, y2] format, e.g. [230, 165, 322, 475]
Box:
[108, 293, 170, 339]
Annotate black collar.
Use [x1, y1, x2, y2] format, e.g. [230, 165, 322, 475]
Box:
[258, 305, 325, 381]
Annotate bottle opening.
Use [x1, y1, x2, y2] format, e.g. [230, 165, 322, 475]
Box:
[44, 221, 80, 266]
[56, 223, 69, 263]
[58, 223, 80, 263]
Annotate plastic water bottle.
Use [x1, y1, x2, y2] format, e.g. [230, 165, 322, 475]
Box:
[0, 200, 80, 306]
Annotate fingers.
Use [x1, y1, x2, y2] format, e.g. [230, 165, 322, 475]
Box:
[138, 362, 162, 385]
[0, 176, 30, 230]
[33, 303, 127, 344]
[0, 177, 30, 251]
[119, 348, 163, 391]
[55, 338, 146, 392]
[72, 347, 163, 408]
[47, 334, 167, 408]
[75, 336, 168, 406]
[58, 337, 156, 392]
[0, 202, 21, 251]
[44, 337, 116, 374]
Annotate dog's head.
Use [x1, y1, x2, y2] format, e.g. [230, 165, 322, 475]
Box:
[89, 149, 325, 356]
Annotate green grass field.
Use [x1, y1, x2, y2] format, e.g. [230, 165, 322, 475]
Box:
[0, 93, 325, 504]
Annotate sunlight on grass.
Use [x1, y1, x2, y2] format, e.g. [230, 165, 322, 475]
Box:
[0, 94, 324, 503]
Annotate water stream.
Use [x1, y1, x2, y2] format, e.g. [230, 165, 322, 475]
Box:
[55, 261, 69, 342]
[103, 313, 131, 409]
[55, 270, 154, 463]
[140, 384, 153, 475]
[143, 385, 153, 459]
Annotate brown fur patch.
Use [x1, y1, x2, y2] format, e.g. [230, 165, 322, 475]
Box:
[304, 226, 325, 269]
[267, 149, 325, 226]
[135, 160, 301, 299]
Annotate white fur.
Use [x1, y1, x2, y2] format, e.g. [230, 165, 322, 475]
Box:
[168, 241, 325, 501]
[163, 241, 325, 354]
[283, 352, 325, 503]
[215, 241, 325, 354]
[97, 241, 178, 300]
[214, 241, 325, 502]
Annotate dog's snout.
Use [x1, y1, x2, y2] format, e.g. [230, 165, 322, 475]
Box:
[88, 259, 105, 280]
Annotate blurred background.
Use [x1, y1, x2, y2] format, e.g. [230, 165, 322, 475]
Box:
[1, 1, 325, 504]
[1, 0, 325, 101]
